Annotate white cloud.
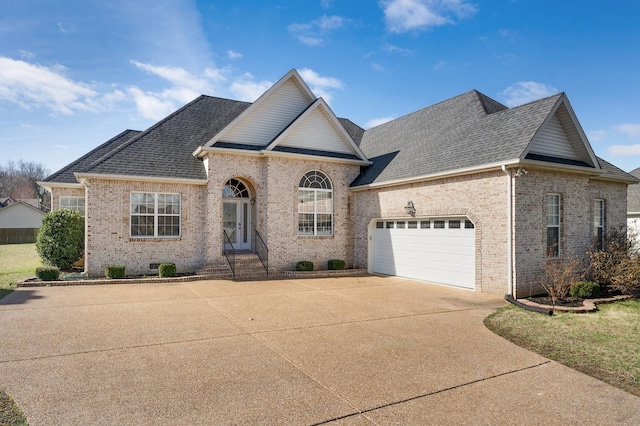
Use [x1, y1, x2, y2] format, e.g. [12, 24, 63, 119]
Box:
[227, 50, 243, 60]
[0, 56, 97, 115]
[19, 50, 34, 59]
[228, 73, 273, 102]
[57, 22, 71, 33]
[615, 123, 640, 138]
[381, 44, 414, 55]
[588, 130, 608, 143]
[380, 0, 478, 33]
[298, 68, 344, 103]
[371, 63, 385, 71]
[365, 116, 396, 128]
[127, 86, 176, 120]
[499, 81, 558, 107]
[608, 144, 640, 157]
[288, 15, 346, 45]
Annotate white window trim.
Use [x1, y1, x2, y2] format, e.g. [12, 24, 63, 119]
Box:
[298, 171, 334, 237]
[59, 196, 85, 215]
[593, 199, 605, 247]
[130, 192, 181, 239]
[546, 193, 561, 257]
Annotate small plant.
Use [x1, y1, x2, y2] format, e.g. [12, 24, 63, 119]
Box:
[327, 259, 345, 270]
[158, 263, 177, 278]
[36, 266, 60, 281]
[570, 281, 601, 298]
[537, 254, 585, 304]
[105, 264, 125, 279]
[296, 261, 314, 271]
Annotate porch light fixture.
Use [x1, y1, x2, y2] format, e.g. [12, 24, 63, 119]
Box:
[250, 197, 256, 205]
[404, 201, 416, 217]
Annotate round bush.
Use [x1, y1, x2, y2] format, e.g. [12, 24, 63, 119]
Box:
[36, 209, 84, 270]
[159, 263, 177, 278]
[296, 261, 314, 271]
[570, 281, 601, 298]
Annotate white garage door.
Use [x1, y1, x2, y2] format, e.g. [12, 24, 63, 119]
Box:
[373, 218, 475, 289]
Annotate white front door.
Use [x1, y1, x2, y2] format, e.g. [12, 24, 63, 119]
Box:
[223, 200, 251, 250]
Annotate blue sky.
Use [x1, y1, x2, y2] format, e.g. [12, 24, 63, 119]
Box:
[1, 0, 640, 175]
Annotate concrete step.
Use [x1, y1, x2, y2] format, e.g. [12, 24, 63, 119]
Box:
[197, 253, 268, 280]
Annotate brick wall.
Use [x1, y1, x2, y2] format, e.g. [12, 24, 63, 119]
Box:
[84, 179, 206, 277]
[50, 187, 85, 210]
[512, 169, 628, 298]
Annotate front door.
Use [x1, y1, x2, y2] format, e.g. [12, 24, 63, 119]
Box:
[223, 200, 251, 251]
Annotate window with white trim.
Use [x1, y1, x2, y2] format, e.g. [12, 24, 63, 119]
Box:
[298, 170, 333, 236]
[546, 194, 560, 257]
[593, 199, 605, 250]
[60, 196, 85, 215]
[130, 192, 181, 238]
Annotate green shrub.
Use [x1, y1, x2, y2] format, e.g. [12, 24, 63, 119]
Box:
[327, 259, 345, 270]
[570, 281, 601, 298]
[158, 263, 176, 278]
[296, 261, 314, 271]
[36, 209, 84, 270]
[105, 264, 125, 279]
[36, 266, 60, 281]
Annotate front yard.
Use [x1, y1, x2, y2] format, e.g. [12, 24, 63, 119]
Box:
[0, 243, 42, 300]
[485, 300, 640, 397]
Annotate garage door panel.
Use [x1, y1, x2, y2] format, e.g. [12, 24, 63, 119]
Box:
[373, 219, 475, 289]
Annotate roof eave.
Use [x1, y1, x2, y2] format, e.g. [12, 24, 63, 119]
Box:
[73, 172, 208, 186]
[37, 180, 83, 192]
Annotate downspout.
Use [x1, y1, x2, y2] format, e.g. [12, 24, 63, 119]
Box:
[79, 178, 90, 277]
[501, 165, 513, 297]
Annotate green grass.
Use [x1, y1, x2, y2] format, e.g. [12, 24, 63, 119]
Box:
[485, 299, 640, 396]
[0, 243, 43, 300]
[0, 388, 29, 426]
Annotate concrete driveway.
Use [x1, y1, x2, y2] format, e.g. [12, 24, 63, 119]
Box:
[1, 276, 638, 425]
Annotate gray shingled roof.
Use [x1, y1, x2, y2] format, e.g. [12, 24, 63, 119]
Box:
[80, 96, 250, 181]
[44, 129, 141, 184]
[353, 90, 565, 186]
[627, 167, 640, 212]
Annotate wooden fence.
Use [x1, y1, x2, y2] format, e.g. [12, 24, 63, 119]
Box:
[0, 228, 39, 244]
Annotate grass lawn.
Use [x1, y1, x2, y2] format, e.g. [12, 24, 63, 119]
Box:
[0, 243, 42, 300]
[485, 299, 640, 397]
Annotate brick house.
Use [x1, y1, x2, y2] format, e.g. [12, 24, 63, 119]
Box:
[38, 69, 637, 297]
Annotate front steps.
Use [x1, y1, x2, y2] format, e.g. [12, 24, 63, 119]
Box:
[196, 252, 269, 280]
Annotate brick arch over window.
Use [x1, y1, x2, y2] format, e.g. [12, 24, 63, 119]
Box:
[222, 178, 250, 198]
[298, 170, 333, 236]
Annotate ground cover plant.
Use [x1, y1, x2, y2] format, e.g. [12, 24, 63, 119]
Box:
[0, 243, 42, 300]
[0, 388, 29, 425]
[485, 299, 640, 396]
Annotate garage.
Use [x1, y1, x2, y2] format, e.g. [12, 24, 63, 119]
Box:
[372, 218, 475, 289]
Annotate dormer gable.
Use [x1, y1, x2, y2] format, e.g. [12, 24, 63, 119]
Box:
[204, 69, 316, 148]
[523, 94, 599, 169]
[265, 98, 368, 161]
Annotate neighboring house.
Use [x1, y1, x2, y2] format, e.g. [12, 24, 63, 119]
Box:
[0, 197, 15, 208]
[0, 200, 46, 244]
[38, 69, 638, 297]
[626, 167, 640, 244]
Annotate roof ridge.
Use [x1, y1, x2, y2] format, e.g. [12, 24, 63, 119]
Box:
[44, 129, 141, 182]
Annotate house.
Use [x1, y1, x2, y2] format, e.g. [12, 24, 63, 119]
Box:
[626, 168, 640, 243]
[0, 200, 46, 244]
[38, 69, 638, 297]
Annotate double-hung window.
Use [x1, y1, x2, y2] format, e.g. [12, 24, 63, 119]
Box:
[593, 199, 605, 250]
[546, 194, 560, 257]
[130, 192, 181, 238]
[298, 171, 333, 236]
[60, 196, 85, 215]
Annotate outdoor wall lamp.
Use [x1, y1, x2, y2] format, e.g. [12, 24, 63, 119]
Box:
[250, 197, 256, 205]
[404, 201, 416, 217]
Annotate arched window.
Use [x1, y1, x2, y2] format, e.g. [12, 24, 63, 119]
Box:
[298, 171, 333, 236]
[222, 179, 249, 198]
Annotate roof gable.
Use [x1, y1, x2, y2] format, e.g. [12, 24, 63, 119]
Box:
[523, 95, 599, 168]
[265, 98, 368, 161]
[205, 69, 316, 148]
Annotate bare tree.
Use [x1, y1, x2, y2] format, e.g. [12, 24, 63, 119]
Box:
[0, 160, 50, 209]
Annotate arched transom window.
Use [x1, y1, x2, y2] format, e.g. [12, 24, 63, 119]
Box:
[298, 171, 333, 236]
[222, 179, 249, 198]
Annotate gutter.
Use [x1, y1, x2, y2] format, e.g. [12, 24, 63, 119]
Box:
[502, 165, 514, 297]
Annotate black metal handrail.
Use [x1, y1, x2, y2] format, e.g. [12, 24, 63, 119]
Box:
[222, 230, 235, 278]
[254, 230, 269, 277]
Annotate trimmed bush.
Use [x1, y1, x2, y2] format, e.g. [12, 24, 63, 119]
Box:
[158, 263, 177, 278]
[570, 281, 601, 298]
[296, 261, 314, 271]
[105, 264, 125, 279]
[36, 209, 84, 270]
[327, 259, 345, 270]
[36, 266, 60, 281]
